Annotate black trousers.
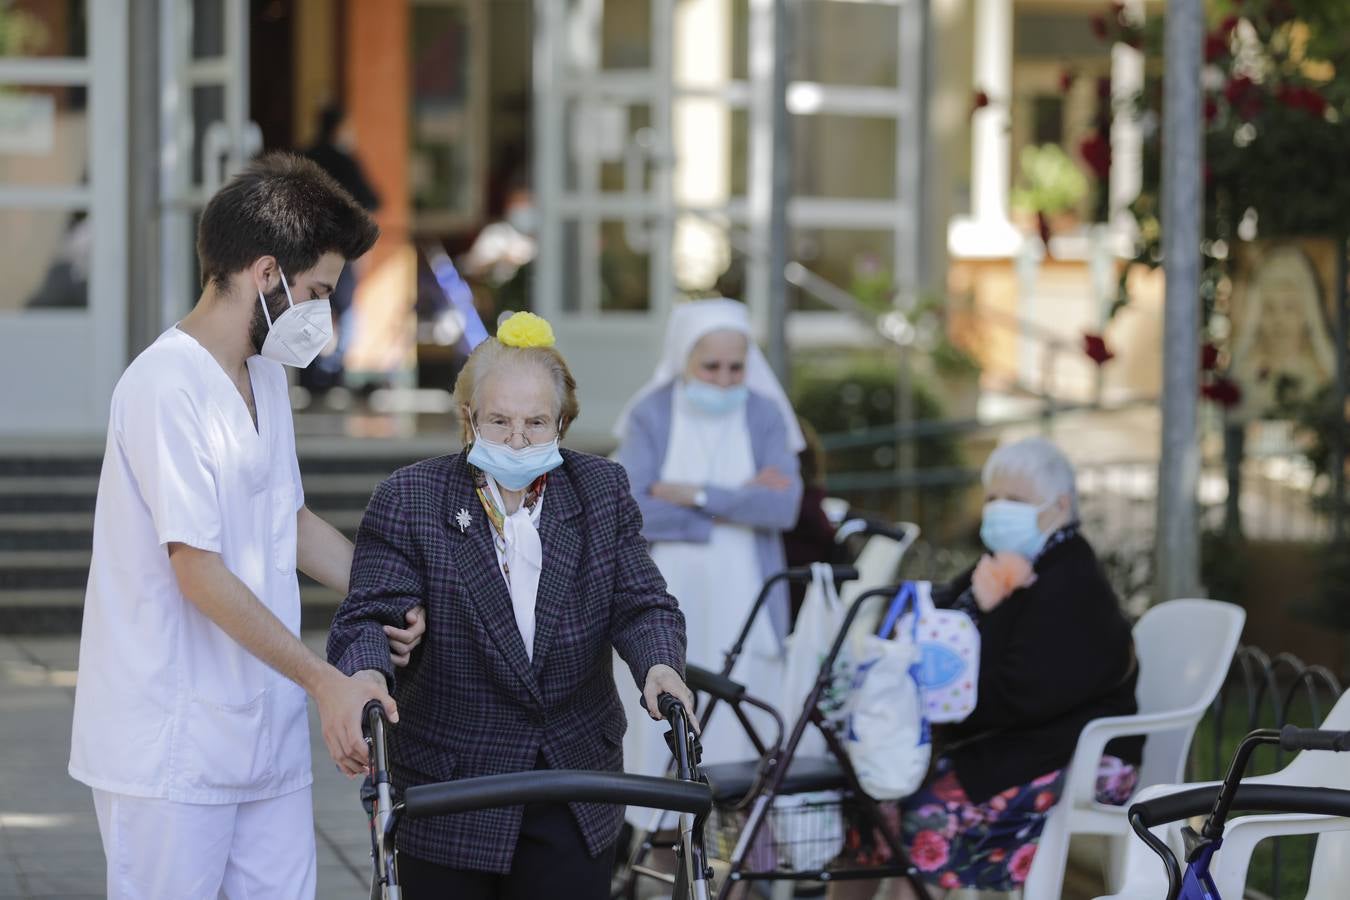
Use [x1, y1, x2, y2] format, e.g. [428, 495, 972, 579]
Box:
[395, 800, 616, 900]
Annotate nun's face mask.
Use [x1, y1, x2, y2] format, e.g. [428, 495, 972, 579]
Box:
[684, 330, 749, 388]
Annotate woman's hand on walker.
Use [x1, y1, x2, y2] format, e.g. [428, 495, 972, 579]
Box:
[642, 664, 701, 734]
[651, 481, 702, 508]
[384, 605, 427, 667]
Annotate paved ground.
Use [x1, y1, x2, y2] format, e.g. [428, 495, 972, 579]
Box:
[0, 632, 1108, 900]
[0, 633, 370, 900]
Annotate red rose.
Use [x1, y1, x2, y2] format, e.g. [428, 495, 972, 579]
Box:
[1059, 69, 1075, 93]
[1201, 377, 1242, 408]
[1010, 843, 1038, 883]
[1079, 133, 1111, 181]
[931, 772, 967, 804]
[1083, 332, 1115, 366]
[1091, 15, 1108, 40]
[910, 830, 951, 872]
[1280, 86, 1329, 118]
[1034, 790, 1057, 813]
[1201, 342, 1220, 371]
[1220, 14, 1240, 36]
[1096, 76, 1113, 101]
[1205, 32, 1228, 62]
[1204, 96, 1219, 123]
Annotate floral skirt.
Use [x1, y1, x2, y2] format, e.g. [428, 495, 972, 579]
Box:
[844, 755, 1139, 892]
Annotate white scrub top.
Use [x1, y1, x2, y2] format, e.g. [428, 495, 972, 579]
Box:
[69, 327, 311, 804]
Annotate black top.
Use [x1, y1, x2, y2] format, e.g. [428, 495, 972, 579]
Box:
[933, 532, 1144, 803]
[303, 142, 381, 212]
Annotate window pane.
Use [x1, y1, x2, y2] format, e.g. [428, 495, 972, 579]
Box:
[0, 1, 87, 58]
[793, 1, 899, 89]
[793, 114, 896, 200]
[191, 84, 225, 187]
[411, 3, 475, 217]
[599, 220, 650, 311]
[0, 85, 87, 185]
[789, 227, 893, 313]
[563, 100, 651, 194]
[559, 219, 651, 312]
[0, 208, 90, 311]
[192, 0, 225, 59]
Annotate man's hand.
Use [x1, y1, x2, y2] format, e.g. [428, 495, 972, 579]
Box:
[749, 466, 792, 491]
[641, 664, 700, 734]
[384, 606, 426, 667]
[313, 666, 398, 778]
[651, 482, 702, 508]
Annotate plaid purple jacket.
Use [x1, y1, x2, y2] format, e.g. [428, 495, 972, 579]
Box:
[327, 449, 686, 872]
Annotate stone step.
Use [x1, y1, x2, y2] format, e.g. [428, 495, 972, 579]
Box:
[0, 474, 385, 515]
[0, 512, 364, 551]
[0, 586, 345, 634]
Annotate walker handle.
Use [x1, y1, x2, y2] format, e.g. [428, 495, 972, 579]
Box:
[1279, 726, 1350, 753]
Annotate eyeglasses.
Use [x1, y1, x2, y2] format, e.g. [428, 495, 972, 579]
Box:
[474, 416, 560, 446]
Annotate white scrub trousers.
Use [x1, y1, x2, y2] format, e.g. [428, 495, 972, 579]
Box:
[92, 785, 317, 900]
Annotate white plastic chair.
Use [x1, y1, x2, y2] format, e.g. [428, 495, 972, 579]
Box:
[1020, 598, 1247, 899]
[1097, 689, 1350, 900]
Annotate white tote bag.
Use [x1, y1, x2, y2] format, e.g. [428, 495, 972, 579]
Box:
[891, 581, 980, 723]
[780, 563, 847, 756]
[844, 583, 931, 801]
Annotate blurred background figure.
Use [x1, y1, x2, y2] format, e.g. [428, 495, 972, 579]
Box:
[459, 174, 537, 314]
[613, 298, 804, 796]
[300, 102, 381, 395]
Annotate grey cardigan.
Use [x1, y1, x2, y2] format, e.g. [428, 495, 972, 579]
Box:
[615, 383, 804, 646]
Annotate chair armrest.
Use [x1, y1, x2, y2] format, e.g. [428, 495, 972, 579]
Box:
[1062, 711, 1207, 806]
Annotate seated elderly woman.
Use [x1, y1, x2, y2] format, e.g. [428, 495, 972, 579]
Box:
[327, 312, 693, 900]
[840, 437, 1142, 899]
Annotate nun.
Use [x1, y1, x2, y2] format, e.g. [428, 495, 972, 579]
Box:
[613, 298, 804, 787]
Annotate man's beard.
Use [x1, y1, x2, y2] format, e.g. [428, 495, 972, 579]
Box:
[248, 282, 291, 354]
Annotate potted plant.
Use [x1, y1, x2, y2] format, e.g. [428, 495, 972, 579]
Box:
[1010, 143, 1089, 250]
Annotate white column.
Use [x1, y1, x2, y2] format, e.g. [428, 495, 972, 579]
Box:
[947, 0, 1021, 258]
[672, 0, 731, 292]
[1110, 0, 1145, 244]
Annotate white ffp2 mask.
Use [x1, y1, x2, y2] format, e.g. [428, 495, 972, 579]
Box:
[257, 267, 333, 368]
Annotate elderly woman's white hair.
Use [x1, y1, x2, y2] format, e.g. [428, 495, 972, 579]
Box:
[982, 437, 1079, 518]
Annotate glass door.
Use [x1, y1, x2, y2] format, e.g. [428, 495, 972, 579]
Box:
[0, 0, 128, 435]
[158, 0, 259, 328]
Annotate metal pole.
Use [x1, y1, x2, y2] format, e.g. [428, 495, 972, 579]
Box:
[127, 0, 161, 357]
[1155, 0, 1205, 603]
[765, 0, 792, 386]
[1332, 239, 1347, 542]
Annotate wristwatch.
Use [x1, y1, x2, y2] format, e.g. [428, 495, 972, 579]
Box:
[693, 488, 709, 509]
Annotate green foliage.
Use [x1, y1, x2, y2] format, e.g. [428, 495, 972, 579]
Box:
[0, 7, 49, 56]
[790, 355, 957, 478]
[1115, 0, 1350, 324]
[1011, 144, 1089, 217]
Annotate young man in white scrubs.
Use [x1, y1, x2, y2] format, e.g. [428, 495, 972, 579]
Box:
[69, 153, 422, 899]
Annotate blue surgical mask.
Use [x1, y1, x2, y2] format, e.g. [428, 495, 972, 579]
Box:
[467, 427, 563, 491]
[684, 380, 748, 416]
[980, 499, 1053, 559]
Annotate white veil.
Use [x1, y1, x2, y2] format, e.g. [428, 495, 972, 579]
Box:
[612, 298, 806, 452]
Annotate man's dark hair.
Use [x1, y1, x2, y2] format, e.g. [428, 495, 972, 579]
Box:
[196, 152, 379, 291]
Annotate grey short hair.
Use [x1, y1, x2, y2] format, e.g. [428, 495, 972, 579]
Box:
[982, 437, 1079, 517]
